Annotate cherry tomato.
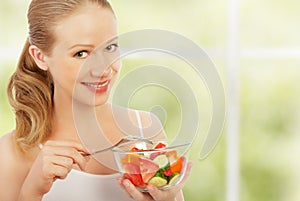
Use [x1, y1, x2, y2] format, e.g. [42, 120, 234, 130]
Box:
[124, 173, 145, 187]
[154, 142, 167, 149]
[162, 168, 173, 177]
[130, 147, 141, 152]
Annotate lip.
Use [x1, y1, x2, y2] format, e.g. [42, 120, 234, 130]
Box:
[81, 80, 111, 94]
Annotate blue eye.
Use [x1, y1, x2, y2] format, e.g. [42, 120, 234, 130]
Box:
[105, 44, 119, 52]
[74, 51, 88, 58]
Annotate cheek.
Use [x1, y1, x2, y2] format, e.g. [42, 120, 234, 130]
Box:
[111, 60, 122, 72]
[48, 60, 80, 86]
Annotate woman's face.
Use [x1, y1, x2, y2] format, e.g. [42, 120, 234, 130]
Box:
[44, 4, 120, 106]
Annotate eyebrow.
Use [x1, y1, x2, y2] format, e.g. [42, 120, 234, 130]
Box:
[68, 36, 119, 50]
[105, 36, 119, 45]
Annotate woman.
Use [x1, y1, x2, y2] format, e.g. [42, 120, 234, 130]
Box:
[0, 0, 192, 200]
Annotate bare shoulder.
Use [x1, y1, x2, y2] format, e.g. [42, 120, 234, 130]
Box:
[137, 110, 163, 128]
[0, 132, 31, 199]
[137, 110, 167, 140]
[0, 132, 18, 164]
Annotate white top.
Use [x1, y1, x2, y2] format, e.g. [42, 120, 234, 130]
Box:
[42, 170, 133, 201]
[42, 111, 144, 201]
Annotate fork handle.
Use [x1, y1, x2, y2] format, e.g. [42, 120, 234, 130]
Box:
[83, 146, 113, 157]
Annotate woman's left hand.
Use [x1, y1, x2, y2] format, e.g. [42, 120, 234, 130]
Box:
[118, 162, 193, 201]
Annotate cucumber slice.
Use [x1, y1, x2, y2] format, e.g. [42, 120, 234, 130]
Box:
[168, 173, 180, 185]
[148, 176, 168, 187]
[153, 154, 169, 169]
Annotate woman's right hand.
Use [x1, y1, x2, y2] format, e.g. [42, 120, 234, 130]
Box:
[18, 140, 90, 200]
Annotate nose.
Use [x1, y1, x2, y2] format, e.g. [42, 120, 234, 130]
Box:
[87, 49, 112, 78]
[90, 67, 112, 78]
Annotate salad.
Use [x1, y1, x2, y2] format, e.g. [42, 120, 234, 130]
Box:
[120, 142, 185, 189]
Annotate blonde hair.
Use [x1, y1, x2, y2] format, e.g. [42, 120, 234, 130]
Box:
[7, 0, 113, 152]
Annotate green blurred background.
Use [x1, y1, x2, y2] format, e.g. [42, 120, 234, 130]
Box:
[1, 1, 300, 201]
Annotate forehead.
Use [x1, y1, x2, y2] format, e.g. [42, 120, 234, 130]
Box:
[53, 5, 117, 48]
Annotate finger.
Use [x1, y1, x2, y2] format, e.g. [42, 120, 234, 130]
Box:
[148, 162, 193, 200]
[44, 163, 70, 180]
[57, 147, 89, 170]
[44, 140, 90, 154]
[117, 177, 125, 188]
[117, 177, 126, 191]
[147, 162, 193, 200]
[178, 161, 193, 186]
[50, 155, 74, 170]
[146, 185, 163, 200]
[44, 146, 88, 170]
[117, 177, 134, 199]
[170, 161, 193, 192]
[122, 179, 150, 201]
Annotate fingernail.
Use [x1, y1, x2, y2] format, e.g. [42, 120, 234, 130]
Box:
[117, 177, 122, 184]
[147, 185, 154, 192]
[124, 180, 130, 187]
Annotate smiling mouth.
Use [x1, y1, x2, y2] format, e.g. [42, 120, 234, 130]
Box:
[81, 79, 111, 94]
[82, 80, 109, 88]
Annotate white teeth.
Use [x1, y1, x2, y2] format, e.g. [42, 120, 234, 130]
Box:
[85, 81, 108, 88]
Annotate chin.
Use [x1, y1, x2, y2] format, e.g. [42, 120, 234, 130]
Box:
[94, 97, 110, 107]
[72, 93, 110, 107]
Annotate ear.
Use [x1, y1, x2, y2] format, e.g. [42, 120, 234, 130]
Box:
[28, 45, 49, 71]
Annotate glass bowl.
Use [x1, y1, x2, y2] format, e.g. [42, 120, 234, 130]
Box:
[112, 138, 191, 192]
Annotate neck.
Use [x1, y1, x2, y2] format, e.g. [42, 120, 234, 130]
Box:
[51, 97, 79, 141]
[51, 93, 110, 142]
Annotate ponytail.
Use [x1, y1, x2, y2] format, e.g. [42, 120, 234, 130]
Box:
[7, 38, 53, 152]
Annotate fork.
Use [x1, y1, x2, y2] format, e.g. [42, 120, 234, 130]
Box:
[84, 135, 153, 157]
